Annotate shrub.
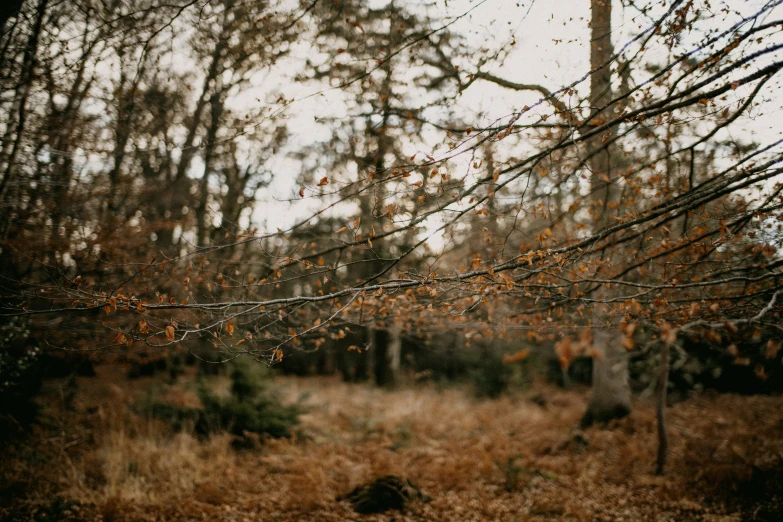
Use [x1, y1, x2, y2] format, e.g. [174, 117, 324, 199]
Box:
[143, 359, 301, 442]
[0, 318, 43, 443]
[472, 351, 514, 398]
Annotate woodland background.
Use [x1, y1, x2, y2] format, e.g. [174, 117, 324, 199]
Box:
[1, 0, 783, 520]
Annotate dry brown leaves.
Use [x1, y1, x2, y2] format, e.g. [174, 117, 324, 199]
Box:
[2, 367, 782, 521]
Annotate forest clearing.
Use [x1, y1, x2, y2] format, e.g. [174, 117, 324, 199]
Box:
[2, 364, 782, 521]
[2, 0, 783, 519]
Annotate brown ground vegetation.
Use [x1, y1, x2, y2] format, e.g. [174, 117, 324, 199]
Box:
[2, 365, 782, 521]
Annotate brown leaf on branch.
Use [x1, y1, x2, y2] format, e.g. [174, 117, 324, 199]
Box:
[620, 322, 637, 337]
[661, 322, 677, 346]
[503, 349, 529, 364]
[765, 339, 780, 359]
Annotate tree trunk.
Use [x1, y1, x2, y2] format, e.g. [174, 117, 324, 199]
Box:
[581, 0, 632, 427]
[0, 0, 48, 206]
[373, 328, 400, 387]
[388, 327, 401, 383]
[588, 0, 613, 221]
[374, 329, 390, 386]
[581, 330, 631, 427]
[656, 341, 670, 475]
[359, 59, 395, 386]
[196, 94, 223, 247]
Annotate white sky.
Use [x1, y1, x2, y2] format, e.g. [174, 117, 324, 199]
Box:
[216, 0, 783, 242]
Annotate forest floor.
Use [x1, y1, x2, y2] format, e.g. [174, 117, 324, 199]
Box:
[2, 365, 783, 521]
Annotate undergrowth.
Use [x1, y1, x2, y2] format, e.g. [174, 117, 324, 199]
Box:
[0, 318, 43, 443]
[142, 360, 301, 442]
[2, 367, 782, 521]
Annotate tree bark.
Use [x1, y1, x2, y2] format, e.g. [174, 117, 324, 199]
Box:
[588, 0, 613, 222]
[196, 93, 223, 247]
[388, 327, 401, 383]
[581, 330, 631, 427]
[373, 328, 401, 387]
[656, 341, 670, 475]
[0, 0, 48, 205]
[581, 0, 632, 428]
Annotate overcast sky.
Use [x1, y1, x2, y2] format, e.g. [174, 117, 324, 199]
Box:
[244, 0, 783, 242]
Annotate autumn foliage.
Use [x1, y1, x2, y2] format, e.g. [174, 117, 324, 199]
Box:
[1, 0, 783, 518]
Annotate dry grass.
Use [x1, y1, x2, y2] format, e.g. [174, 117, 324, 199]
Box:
[2, 365, 783, 521]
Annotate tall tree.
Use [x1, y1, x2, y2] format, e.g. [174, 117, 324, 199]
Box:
[581, 0, 632, 427]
